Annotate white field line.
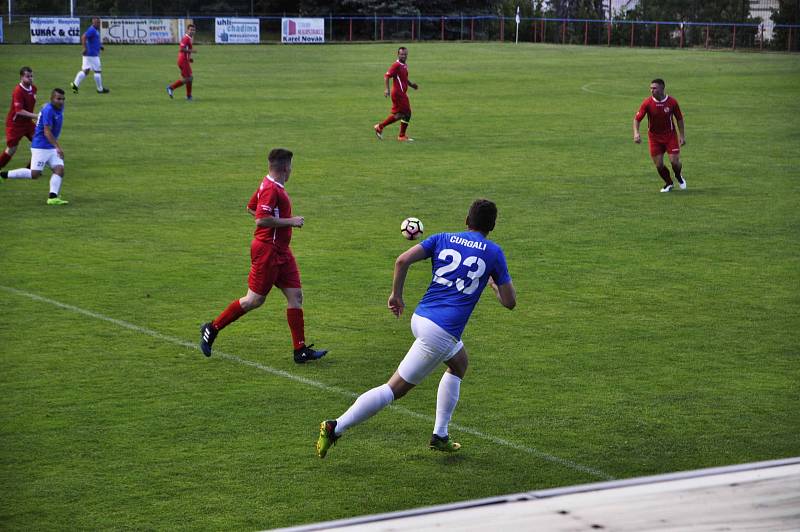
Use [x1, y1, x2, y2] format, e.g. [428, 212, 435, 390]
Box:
[1, 284, 614, 481]
[580, 81, 630, 98]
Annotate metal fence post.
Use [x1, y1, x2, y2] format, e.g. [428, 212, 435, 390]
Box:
[607, 22, 611, 46]
[705, 25, 710, 49]
[732, 24, 736, 50]
[471, 17, 474, 41]
[680, 24, 684, 48]
[584, 21, 588, 45]
[655, 22, 659, 48]
[411, 19, 414, 40]
[441, 16, 444, 41]
[630, 23, 635, 47]
[561, 20, 566, 44]
[380, 18, 383, 41]
[349, 17, 352, 42]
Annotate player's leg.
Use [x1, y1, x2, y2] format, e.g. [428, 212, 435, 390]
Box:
[398, 112, 412, 141]
[650, 148, 673, 191]
[46, 151, 68, 205]
[278, 256, 328, 363]
[668, 151, 685, 190]
[0, 134, 20, 169]
[184, 75, 193, 100]
[430, 349, 467, 452]
[377, 98, 404, 134]
[72, 62, 91, 91]
[200, 241, 274, 356]
[93, 59, 109, 93]
[4, 146, 44, 181]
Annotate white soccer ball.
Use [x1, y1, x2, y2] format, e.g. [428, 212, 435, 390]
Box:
[400, 217, 424, 240]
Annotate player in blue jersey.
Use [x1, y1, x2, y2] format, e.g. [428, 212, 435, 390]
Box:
[316, 199, 516, 458]
[70, 17, 109, 94]
[1, 89, 69, 205]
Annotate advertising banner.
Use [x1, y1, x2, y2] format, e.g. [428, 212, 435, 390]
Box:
[281, 18, 325, 43]
[215, 18, 260, 43]
[30, 17, 81, 44]
[101, 19, 191, 44]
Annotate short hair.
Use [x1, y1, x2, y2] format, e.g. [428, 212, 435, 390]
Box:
[20, 66, 32, 76]
[188, 23, 196, 29]
[52, 88, 65, 96]
[268, 148, 293, 169]
[398, 46, 407, 52]
[651, 78, 665, 87]
[467, 199, 497, 233]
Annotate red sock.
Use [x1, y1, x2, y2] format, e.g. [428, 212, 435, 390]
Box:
[186, 81, 192, 98]
[286, 308, 305, 350]
[170, 80, 184, 90]
[212, 299, 246, 331]
[379, 115, 398, 129]
[399, 121, 408, 136]
[0, 151, 11, 169]
[657, 166, 672, 185]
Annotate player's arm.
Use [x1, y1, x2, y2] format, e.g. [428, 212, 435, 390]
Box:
[488, 277, 516, 310]
[81, 32, 87, 55]
[384, 74, 391, 98]
[388, 244, 429, 317]
[409, 80, 419, 90]
[255, 215, 304, 228]
[633, 103, 646, 143]
[44, 125, 63, 158]
[12, 97, 37, 121]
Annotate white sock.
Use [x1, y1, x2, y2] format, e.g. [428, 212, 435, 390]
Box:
[49, 174, 62, 196]
[335, 383, 394, 435]
[74, 71, 86, 87]
[94, 73, 103, 91]
[433, 372, 462, 437]
[7, 168, 32, 179]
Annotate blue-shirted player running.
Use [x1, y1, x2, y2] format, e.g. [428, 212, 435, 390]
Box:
[70, 17, 110, 94]
[317, 199, 517, 457]
[1, 88, 69, 205]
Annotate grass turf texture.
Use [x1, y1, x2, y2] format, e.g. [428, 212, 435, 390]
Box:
[1, 43, 799, 529]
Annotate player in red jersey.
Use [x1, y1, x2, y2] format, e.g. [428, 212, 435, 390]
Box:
[374, 47, 419, 142]
[0, 67, 37, 170]
[167, 24, 196, 101]
[633, 78, 686, 192]
[200, 148, 329, 364]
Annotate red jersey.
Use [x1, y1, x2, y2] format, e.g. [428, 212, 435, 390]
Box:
[385, 60, 410, 95]
[247, 176, 293, 249]
[178, 34, 193, 64]
[635, 95, 683, 136]
[6, 83, 37, 129]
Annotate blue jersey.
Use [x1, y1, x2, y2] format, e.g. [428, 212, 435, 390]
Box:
[31, 103, 64, 149]
[415, 231, 512, 339]
[84, 25, 101, 56]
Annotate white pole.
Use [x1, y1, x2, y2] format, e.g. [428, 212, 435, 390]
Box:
[71, 0, 74, 18]
[8, 0, 11, 25]
[515, 6, 520, 44]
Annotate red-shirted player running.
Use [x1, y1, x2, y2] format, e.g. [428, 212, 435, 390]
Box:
[0, 67, 37, 170]
[167, 24, 196, 101]
[633, 78, 686, 193]
[200, 148, 328, 364]
[374, 47, 419, 142]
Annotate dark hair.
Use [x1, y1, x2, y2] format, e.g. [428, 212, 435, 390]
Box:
[20, 66, 32, 76]
[398, 46, 407, 52]
[188, 23, 196, 29]
[467, 199, 497, 233]
[52, 88, 65, 96]
[651, 78, 665, 87]
[268, 148, 293, 169]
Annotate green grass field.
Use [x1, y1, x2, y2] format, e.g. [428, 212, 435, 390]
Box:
[1, 42, 799, 529]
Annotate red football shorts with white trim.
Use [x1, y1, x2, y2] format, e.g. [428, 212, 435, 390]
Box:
[5, 124, 35, 148]
[248, 239, 302, 296]
[391, 93, 411, 115]
[648, 132, 680, 157]
[178, 61, 192, 78]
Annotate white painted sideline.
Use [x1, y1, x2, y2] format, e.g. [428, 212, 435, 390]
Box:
[0, 285, 612, 481]
[272, 457, 800, 531]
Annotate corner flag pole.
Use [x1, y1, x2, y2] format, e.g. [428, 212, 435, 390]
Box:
[515, 6, 520, 43]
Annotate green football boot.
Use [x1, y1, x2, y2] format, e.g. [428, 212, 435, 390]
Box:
[316, 420, 339, 459]
[429, 434, 461, 453]
[46, 197, 69, 205]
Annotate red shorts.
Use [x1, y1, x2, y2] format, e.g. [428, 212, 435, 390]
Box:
[648, 133, 680, 157]
[178, 60, 192, 79]
[391, 93, 411, 115]
[5, 123, 35, 148]
[248, 239, 301, 296]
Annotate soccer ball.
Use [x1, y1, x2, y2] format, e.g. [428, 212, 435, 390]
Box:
[400, 217, 424, 240]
